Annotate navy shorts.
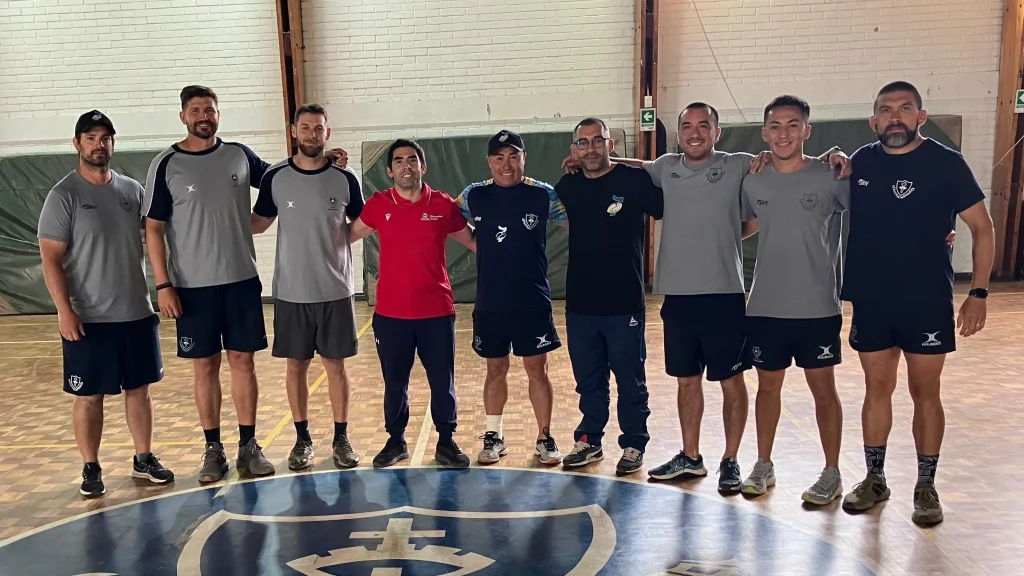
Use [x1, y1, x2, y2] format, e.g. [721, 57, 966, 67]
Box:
[62, 314, 163, 396]
[174, 276, 267, 358]
[661, 293, 748, 381]
[747, 315, 843, 371]
[471, 309, 561, 358]
[849, 301, 955, 355]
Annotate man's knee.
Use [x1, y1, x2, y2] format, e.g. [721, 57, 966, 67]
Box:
[677, 375, 702, 389]
[719, 374, 748, 400]
[226, 350, 255, 374]
[522, 354, 549, 383]
[485, 356, 511, 379]
[193, 355, 221, 379]
[75, 394, 105, 409]
[124, 384, 151, 400]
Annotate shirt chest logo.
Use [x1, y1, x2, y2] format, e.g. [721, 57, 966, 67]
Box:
[707, 167, 724, 183]
[522, 213, 539, 230]
[496, 225, 508, 242]
[119, 197, 135, 213]
[607, 195, 624, 216]
[893, 179, 915, 199]
[230, 173, 240, 187]
[421, 212, 443, 221]
[800, 193, 819, 211]
[328, 197, 339, 211]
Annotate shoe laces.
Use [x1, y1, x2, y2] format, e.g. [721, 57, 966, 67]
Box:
[717, 458, 740, 477]
[747, 460, 772, 482]
[335, 436, 353, 452]
[621, 448, 642, 463]
[539, 435, 557, 453]
[570, 441, 592, 455]
[916, 484, 940, 507]
[809, 467, 841, 493]
[202, 444, 222, 465]
[851, 474, 884, 496]
[480, 431, 500, 450]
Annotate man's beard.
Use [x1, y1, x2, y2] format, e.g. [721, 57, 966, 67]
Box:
[298, 142, 324, 158]
[189, 121, 218, 138]
[82, 151, 109, 169]
[878, 123, 918, 148]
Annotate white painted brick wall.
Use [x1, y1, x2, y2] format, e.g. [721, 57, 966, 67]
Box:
[0, 0, 288, 296]
[658, 0, 1002, 272]
[301, 0, 639, 291]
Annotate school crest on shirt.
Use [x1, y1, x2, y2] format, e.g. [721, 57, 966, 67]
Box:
[522, 214, 539, 230]
[707, 167, 725, 183]
[892, 179, 914, 199]
[607, 195, 624, 216]
[230, 173, 240, 187]
[800, 193, 819, 211]
[119, 196, 134, 212]
[328, 197, 339, 211]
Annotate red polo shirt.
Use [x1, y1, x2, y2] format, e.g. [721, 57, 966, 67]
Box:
[360, 184, 468, 319]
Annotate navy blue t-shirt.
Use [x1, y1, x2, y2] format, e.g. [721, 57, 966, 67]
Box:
[841, 138, 986, 309]
[456, 178, 567, 312]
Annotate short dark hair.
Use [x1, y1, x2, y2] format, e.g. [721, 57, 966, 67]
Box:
[679, 102, 719, 126]
[763, 95, 810, 123]
[574, 117, 609, 136]
[387, 138, 426, 168]
[874, 80, 923, 111]
[293, 103, 328, 125]
[180, 85, 218, 110]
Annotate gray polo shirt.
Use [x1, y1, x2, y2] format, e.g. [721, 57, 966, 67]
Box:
[252, 158, 363, 303]
[741, 159, 851, 319]
[36, 170, 154, 323]
[142, 139, 269, 288]
[646, 151, 754, 295]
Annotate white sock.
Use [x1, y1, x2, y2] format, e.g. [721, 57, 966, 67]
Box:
[486, 415, 503, 439]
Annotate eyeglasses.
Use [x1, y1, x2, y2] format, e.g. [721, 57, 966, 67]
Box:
[573, 136, 609, 150]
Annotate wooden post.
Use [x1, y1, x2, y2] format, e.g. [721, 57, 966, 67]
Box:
[274, 0, 307, 156]
[990, 0, 1024, 278]
[638, 0, 659, 286]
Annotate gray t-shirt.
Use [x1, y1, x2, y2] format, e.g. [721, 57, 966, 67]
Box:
[142, 139, 269, 288]
[741, 159, 851, 319]
[252, 159, 364, 304]
[646, 151, 753, 295]
[36, 170, 154, 323]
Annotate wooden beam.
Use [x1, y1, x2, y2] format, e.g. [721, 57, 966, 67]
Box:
[638, 0, 660, 286]
[274, 0, 307, 156]
[990, 0, 1024, 278]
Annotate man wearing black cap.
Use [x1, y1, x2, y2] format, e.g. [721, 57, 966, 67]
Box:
[37, 111, 175, 497]
[455, 130, 567, 466]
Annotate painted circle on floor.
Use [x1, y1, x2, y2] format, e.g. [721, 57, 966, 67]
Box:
[0, 467, 877, 575]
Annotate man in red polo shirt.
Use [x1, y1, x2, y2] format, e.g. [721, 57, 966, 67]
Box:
[350, 139, 476, 468]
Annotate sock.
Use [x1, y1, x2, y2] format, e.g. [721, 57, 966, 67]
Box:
[334, 421, 348, 442]
[917, 453, 939, 484]
[294, 420, 311, 442]
[204, 428, 221, 444]
[134, 452, 152, 465]
[438, 429, 453, 444]
[239, 425, 256, 446]
[485, 414, 503, 438]
[865, 445, 887, 476]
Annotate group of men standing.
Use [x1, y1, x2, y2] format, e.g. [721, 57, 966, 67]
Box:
[38, 80, 992, 528]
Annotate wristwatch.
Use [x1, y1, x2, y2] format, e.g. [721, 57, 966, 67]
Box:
[968, 288, 989, 299]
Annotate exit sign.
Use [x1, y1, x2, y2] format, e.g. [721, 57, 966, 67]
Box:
[1016, 90, 1024, 113]
[640, 107, 656, 131]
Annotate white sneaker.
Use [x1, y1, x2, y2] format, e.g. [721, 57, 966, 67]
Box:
[802, 466, 843, 505]
[740, 459, 776, 496]
[477, 431, 507, 464]
[535, 435, 561, 465]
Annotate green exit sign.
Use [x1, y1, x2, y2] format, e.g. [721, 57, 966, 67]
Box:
[640, 107, 656, 131]
[1016, 90, 1024, 113]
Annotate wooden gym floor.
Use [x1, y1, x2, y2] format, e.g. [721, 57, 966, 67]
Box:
[0, 286, 1021, 575]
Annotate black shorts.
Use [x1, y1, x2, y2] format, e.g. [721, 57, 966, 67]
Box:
[849, 301, 955, 355]
[747, 315, 843, 371]
[62, 314, 163, 396]
[471, 309, 561, 358]
[272, 297, 359, 360]
[660, 293, 748, 381]
[174, 276, 267, 358]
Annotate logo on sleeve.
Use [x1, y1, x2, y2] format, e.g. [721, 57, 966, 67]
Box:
[707, 167, 724, 183]
[496, 226, 508, 242]
[522, 214, 538, 230]
[607, 195, 624, 215]
[893, 180, 915, 199]
[800, 193, 819, 211]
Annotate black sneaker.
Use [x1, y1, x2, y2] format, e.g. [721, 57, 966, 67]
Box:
[717, 458, 742, 493]
[373, 437, 409, 469]
[80, 462, 105, 498]
[333, 435, 360, 469]
[648, 451, 708, 481]
[435, 438, 470, 468]
[132, 454, 175, 484]
[563, 440, 604, 468]
[616, 447, 644, 475]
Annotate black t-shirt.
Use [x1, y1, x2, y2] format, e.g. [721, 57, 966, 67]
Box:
[555, 163, 664, 315]
[841, 138, 985, 309]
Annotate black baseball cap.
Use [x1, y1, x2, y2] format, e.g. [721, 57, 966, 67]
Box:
[75, 110, 116, 138]
[487, 130, 525, 155]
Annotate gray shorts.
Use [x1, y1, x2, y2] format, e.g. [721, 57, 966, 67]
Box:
[272, 297, 359, 360]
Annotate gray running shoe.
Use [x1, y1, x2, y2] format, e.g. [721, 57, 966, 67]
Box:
[740, 459, 776, 496]
[562, 440, 603, 468]
[535, 435, 561, 465]
[616, 447, 644, 475]
[802, 466, 843, 505]
[288, 439, 314, 471]
[199, 442, 228, 483]
[237, 437, 276, 476]
[333, 436, 360, 468]
[842, 473, 890, 512]
[912, 482, 944, 526]
[477, 431, 507, 464]
[648, 451, 708, 481]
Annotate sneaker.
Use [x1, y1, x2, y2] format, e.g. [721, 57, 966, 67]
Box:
[912, 482, 944, 526]
[648, 451, 708, 481]
[616, 447, 644, 475]
[717, 458, 742, 493]
[562, 440, 603, 468]
[80, 463, 105, 498]
[535, 435, 562, 465]
[333, 435, 360, 469]
[842, 473, 890, 513]
[288, 439, 314, 471]
[802, 466, 843, 505]
[237, 437, 276, 476]
[477, 431, 507, 465]
[373, 437, 409, 468]
[132, 454, 175, 484]
[435, 438, 471, 468]
[199, 442, 229, 483]
[740, 459, 776, 496]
